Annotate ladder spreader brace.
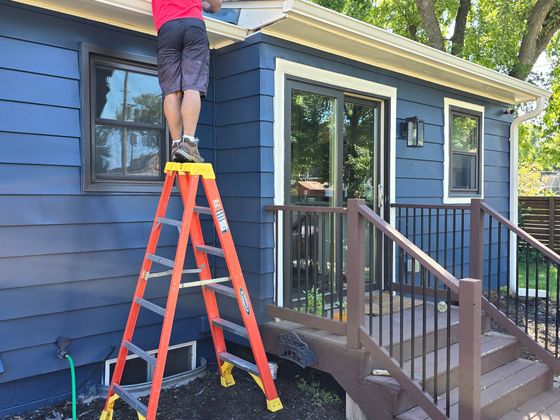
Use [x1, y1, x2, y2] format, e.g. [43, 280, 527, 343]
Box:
[100, 162, 283, 420]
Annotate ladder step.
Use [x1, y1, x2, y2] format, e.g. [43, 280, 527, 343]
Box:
[112, 384, 147, 417]
[195, 245, 224, 258]
[212, 318, 248, 339]
[135, 297, 166, 316]
[145, 266, 205, 280]
[204, 283, 236, 298]
[123, 340, 156, 367]
[147, 253, 175, 268]
[194, 206, 212, 215]
[180, 277, 230, 289]
[157, 217, 182, 229]
[218, 352, 259, 376]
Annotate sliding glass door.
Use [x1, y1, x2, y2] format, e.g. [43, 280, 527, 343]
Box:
[284, 79, 383, 314]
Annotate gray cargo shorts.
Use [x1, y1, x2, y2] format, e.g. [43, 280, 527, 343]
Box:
[156, 18, 210, 97]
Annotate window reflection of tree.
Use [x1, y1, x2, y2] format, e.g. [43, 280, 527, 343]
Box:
[343, 103, 375, 204]
[290, 91, 335, 203]
[94, 67, 163, 178]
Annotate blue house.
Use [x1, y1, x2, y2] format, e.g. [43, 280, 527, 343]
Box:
[0, 0, 555, 418]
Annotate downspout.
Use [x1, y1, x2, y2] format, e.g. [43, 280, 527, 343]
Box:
[509, 96, 547, 292]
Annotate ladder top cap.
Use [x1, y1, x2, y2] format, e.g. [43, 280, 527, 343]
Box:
[164, 162, 216, 179]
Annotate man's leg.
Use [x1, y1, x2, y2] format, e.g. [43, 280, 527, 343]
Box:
[181, 89, 201, 137]
[164, 91, 183, 140]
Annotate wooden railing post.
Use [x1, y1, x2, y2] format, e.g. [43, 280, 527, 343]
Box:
[459, 278, 482, 420]
[469, 199, 484, 280]
[347, 199, 366, 350]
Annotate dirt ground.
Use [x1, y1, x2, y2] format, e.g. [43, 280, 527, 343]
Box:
[13, 356, 346, 420]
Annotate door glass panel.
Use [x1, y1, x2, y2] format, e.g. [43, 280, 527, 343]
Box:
[290, 89, 337, 206]
[343, 101, 377, 206]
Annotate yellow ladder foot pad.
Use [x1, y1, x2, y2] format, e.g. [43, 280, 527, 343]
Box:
[267, 398, 283, 412]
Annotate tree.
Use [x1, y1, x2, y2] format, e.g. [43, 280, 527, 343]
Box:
[311, 0, 560, 79]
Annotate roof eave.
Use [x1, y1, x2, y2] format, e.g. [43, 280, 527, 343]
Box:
[262, 0, 549, 104]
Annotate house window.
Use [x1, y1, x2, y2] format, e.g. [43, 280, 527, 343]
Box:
[82, 45, 167, 191]
[444, 98, 485, 203]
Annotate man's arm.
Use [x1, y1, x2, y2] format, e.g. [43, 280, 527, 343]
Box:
[202, 0, 222, 13]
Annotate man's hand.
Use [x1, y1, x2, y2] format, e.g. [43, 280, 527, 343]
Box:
[203, 0, 222, 13]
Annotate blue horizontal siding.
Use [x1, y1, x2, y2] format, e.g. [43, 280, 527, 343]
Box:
[0, 68, 80, 108]
[0, 100, 80, 137]
[0, 133, 80, 166]
[0, 36, 79, 78]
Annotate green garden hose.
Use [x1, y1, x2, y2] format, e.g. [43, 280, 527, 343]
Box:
[65, 354, 77, 420]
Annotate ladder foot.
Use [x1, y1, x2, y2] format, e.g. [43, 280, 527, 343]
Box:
[100, 409, 114, 420]
[266, 398, 283, 412]
[220, 361, 236, 387]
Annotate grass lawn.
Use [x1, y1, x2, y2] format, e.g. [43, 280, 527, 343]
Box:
[515, 258, 559, 299]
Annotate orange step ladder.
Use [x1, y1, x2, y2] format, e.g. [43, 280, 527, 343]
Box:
[100, 162, 282, 420]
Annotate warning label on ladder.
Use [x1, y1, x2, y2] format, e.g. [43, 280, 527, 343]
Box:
[213, 199, 229, 233]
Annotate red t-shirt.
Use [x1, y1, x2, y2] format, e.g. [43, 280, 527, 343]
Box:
[152, 0, 203, 31]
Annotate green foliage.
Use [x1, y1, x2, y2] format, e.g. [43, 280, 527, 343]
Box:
[297, 377, 341, 406]
[297, 287, 324, 316]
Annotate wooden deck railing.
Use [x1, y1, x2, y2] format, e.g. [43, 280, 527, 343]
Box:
[267, 200, 483, 419]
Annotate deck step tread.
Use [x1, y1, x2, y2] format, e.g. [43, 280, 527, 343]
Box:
[499, 388, 560, 419]
[396, 359, 552, 419]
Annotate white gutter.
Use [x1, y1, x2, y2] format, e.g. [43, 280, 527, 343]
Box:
[509, 96, 547, 294]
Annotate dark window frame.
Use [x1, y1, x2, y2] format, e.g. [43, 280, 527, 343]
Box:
[81, 43, 169, 193]
[284, 77, 386, 212]
[448, 105, 482, 196]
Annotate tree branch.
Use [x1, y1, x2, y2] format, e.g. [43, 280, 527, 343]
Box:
[450, 0, 472, 57]
[414, 0, 445, 50]
[510, 0, 556, 79]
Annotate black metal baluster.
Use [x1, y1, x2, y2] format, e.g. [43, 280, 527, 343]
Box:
[428, 209, 432, 288]
[321, 212, 326, 317]
[379, 230, 384, 347]
[515, 236, 520, 325]
[297, 211, 302, 310]
[525, 242, 530, 333]
[461, 209, 465, 279]
[389, 237, 394, 358]
[498, 222, 502, 306]
[338, 212, 344, 321]
[410, 210, 416, 381]
[507, 226, 511, 317]
[554, 264, 560, 358]
[330, 213, 335, 319]
[488, 216, 493, 299]
[289, 211, 294, 309]
[546, 258, 550, 350]
[446, 286, 451, 417]
[400, 245, 405, 368]
[274, 210, 279, 306]
[422, 266, 427, 390]
[305, 213, 310, 313]
[452, 209, 457, 277]
[370, 223, 374, 335]
[313, 213, 319, 316]
[433, 212, 440, 404]
[444, 209, 448, 280]
[535, 249, 539, 341]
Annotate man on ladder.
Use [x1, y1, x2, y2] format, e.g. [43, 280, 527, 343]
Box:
[99, 1, 283, 419]
[153, 0, 222, 163]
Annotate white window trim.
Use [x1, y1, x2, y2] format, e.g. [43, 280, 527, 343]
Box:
[443, 97, 485, 204]
[273, 58, 397, 306]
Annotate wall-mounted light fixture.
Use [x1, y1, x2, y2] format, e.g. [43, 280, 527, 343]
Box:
[402, 117, 424, 147]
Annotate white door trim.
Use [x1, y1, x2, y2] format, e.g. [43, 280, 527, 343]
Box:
[272, 58, 398, 306]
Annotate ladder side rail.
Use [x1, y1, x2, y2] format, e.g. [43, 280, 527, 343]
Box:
[201, 178, 279, 402]
[188, 194, 229, 375]
[104, 172, 177, 408]
[145, 173, 198, 420]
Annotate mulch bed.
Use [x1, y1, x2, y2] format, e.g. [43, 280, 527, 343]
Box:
[11, 355, 346, 420]
[488, 291, 560, 360]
